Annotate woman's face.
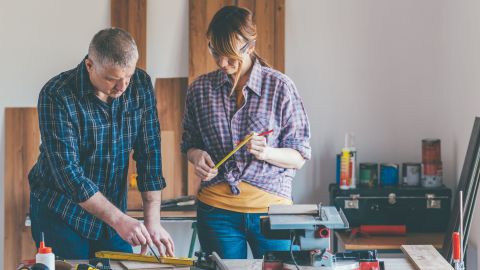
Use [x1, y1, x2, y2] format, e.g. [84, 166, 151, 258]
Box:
[208, 39, 254, 75]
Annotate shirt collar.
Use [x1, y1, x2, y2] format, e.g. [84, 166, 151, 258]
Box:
[212, 58, 263, 96]
[245, 58, 263, 96]
[75, 56, 96, 98]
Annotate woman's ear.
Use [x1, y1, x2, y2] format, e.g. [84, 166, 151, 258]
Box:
[248, 44, 256, 55]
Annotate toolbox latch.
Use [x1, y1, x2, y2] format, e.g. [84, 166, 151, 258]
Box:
[345, 194, 359, 209]
[388, 193, 397, 205]
[426, 193, 441, 209]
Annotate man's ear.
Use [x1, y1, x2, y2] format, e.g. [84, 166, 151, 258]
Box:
[85, 58, 94, 72]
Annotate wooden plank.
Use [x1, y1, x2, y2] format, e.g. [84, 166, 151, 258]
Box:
[111, 0, 147, 69]
[401, 245, 453, 270]
[155, 78, 188, 198]
[128, 210, 196, 220]
[336, 231, 444, 251]
[120, 260, 177, 269]
[4, 108, 38, 270]
[188, 0, 234, 83]
[160, 131, 176, 200]
[273, 0, 285, 72]
[237, 0, 285, 71]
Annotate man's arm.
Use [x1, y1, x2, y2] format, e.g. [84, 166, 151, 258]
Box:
[132, 73, 174, 256]
[79, 192, 153, 247]
[141, 191, 174, 256]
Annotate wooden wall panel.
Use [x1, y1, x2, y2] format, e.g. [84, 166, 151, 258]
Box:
[237, 0, 285, 72]
[188, 0, 235, 83]
[111, 0, 147, 69]
[155, 78, 189, 198]
[127, 131, 176, 209]
[4, 108, 39, 270]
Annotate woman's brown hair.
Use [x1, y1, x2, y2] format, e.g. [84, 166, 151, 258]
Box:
[207, 6, 269, 93]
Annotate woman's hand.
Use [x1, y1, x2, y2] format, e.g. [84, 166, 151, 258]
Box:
[247, 132, 271, 161]
[187, 149, 218, 181]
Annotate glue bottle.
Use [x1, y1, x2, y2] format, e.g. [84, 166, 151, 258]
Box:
[36, 232, 55, 270]
[345, 133, 357, 189]
[340, 147, 351, 190]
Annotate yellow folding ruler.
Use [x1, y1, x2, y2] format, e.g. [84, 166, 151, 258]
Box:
[95, 251, 194, 266]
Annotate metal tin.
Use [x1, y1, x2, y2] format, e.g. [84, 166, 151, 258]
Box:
[402, 163, 421, 186]
[380, 163, 399, 187]
[359, 163, 378, 188]
[422, 139, 441, 163]
[421, 162, 443, 188]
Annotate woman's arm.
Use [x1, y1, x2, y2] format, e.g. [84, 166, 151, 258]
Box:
[247, 134, 305, 169]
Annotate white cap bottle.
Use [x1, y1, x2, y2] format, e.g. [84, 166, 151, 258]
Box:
[36, 232, 55, 270]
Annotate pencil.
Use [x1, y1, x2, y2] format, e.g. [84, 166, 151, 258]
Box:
[214, 129, 274, 169]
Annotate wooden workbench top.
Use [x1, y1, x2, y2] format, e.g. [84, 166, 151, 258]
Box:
[75, 258, 416, 270]
[127, 210, 196, 219]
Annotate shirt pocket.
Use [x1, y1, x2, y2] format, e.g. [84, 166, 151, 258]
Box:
[121, 108, 142, 152]
[247, 112, 280, 147]
[247, 112, 273, 134]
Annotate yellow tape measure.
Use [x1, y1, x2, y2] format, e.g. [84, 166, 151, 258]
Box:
[94, 251, 194, 266]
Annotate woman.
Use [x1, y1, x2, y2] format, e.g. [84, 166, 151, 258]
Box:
[181, 6, 311, 259]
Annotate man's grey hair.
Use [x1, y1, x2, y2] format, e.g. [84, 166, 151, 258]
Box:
[88, 27, 139, 68]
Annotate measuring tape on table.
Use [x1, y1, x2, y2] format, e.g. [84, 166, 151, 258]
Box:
[95, 251, 194, 266]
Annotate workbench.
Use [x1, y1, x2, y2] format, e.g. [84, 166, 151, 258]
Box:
[72, 258, 416, 270]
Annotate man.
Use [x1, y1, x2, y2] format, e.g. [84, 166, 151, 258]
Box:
[28, 28, 174, 259]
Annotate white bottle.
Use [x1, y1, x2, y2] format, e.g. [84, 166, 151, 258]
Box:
[36, 233, 55, 270]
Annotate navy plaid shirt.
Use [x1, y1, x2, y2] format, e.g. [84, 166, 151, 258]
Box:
[182, 59, 311, 199]
[28, 57, 166, 240]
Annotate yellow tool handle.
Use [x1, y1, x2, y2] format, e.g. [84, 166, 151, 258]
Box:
[75, 264, 98, 270]
[95, 251, 194, 266]
[214, 133, 254, 169]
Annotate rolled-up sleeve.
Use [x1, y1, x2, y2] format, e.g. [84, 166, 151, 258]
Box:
[133, 78, 166, 192]
[38, 92, 99, 203]
[181, 85, 205, 154]
[278, 80, 312, 160]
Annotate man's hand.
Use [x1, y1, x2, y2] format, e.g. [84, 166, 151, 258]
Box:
[187, 149, 218, 181]
[112, 214, 153, 247]
[247, 132, 271, 161]
[141, 220, 175, 257]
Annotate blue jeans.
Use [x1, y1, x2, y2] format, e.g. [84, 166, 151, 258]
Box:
[196, 200, 291, 259]
[30, 196, 132, 259]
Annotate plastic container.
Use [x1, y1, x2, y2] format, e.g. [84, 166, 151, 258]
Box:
[36, 233, 55, 270]
[340, 148, 351, 190]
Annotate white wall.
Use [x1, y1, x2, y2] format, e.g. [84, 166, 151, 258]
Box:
[287, 0, 455, 203]
[1, 0, 480, 267]
[442, 0, 480, 267]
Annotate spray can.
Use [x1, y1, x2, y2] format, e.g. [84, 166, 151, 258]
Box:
[36, 232, 55, 270]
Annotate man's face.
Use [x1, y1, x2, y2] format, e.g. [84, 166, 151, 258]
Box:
[85, 58, 136, 100]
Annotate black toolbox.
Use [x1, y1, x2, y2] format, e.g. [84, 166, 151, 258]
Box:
[329, 183, 452, 232]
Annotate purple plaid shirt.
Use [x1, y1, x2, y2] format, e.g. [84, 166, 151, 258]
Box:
[181, 59, 311, 199]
